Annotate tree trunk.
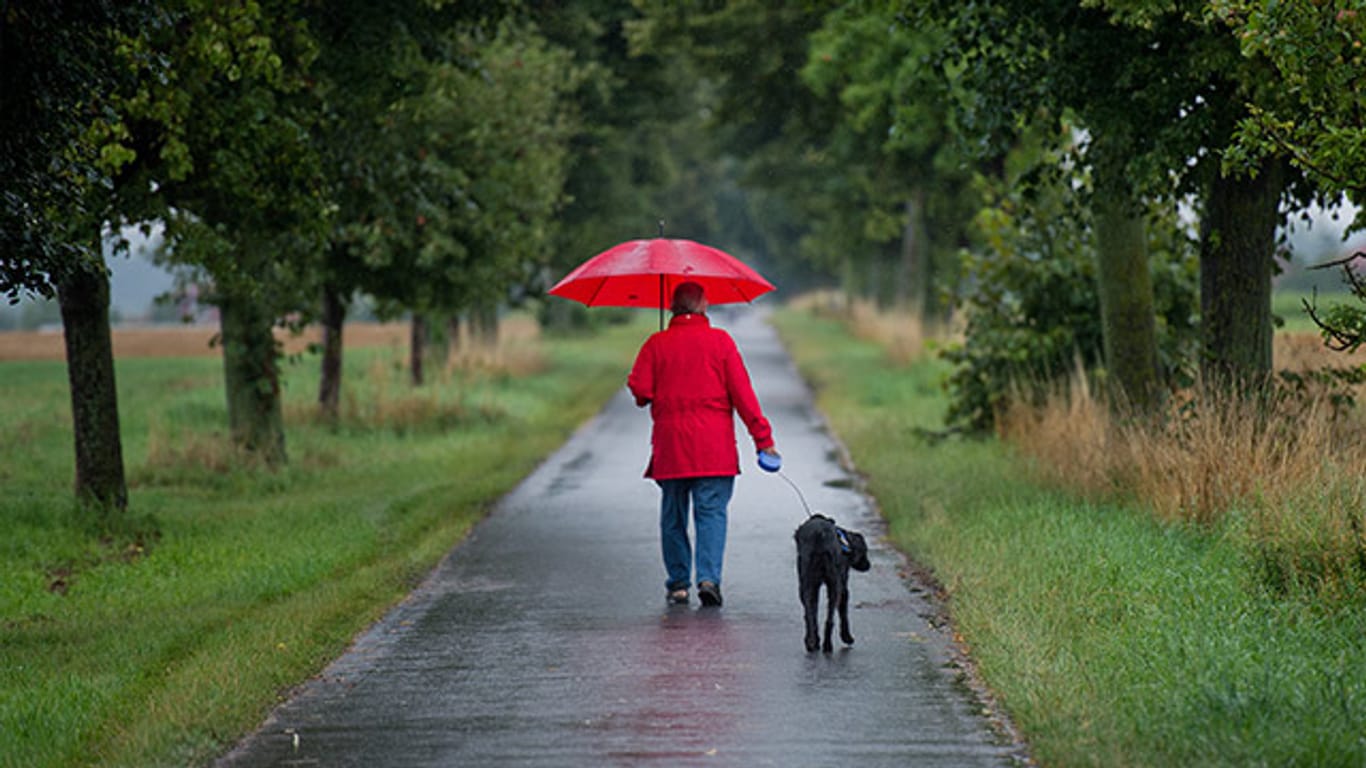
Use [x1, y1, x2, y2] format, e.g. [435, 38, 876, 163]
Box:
[318, 283, 346, 421]
[426, 313, 451, 369]
[900, 191, 933, 322]
[410, 313, 427, 387]
[471, 303, 499, 349]
[56, 256, 127, 511]
[447, 315, 462, 361]
[1200, 157, 1283, 390]
[840, 254, 858, 311]
[873, 245, 896, 309]
[1093, 182, 1161, 414]
[219, 292, 287, 465]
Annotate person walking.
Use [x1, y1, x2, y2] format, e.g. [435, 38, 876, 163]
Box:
[627, 281, 779, 607]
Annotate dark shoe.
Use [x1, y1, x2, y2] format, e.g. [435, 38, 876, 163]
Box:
[697, 581, 722, 607]
[667, 588, 689, 605]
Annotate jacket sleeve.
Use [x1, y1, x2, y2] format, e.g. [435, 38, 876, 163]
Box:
[722, 334, 774, 452]
[627, 337, 655, 407]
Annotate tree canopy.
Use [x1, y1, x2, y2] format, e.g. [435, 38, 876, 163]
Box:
[7, 0, 1366, 500]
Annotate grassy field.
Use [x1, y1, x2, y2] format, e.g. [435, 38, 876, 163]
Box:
[1274, 287, 1366, 337]
[0, 316, 644, 768]
[771, 304, 1366, 767]
[1275, 289, 1320, 333]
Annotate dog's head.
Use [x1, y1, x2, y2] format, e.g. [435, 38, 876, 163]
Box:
[837, 527, 871, 572]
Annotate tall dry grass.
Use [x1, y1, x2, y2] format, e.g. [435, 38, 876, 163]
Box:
[136, 317, 546, 479]
[440, 314, 545, 378]
[1000, 362, 1366, 599]
[1275, 330, 1366, 373]
[1002, 381, 1360, 519]
[140, 420, 243, 479]
[288, 315, 545, 433]
[788, 290, 936, 365]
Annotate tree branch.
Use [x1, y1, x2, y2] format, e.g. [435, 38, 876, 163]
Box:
[1305, 251, 1366, 352]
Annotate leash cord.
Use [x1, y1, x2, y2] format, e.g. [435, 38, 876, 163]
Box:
[774, 469, 814, 517]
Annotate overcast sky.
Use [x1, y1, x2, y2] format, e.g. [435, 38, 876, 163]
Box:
[107, 226, 175, 317]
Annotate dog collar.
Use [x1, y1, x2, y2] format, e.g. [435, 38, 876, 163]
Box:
[836, 528, 851, 554]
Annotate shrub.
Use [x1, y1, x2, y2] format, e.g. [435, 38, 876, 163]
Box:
[942, 158, 1199, 434]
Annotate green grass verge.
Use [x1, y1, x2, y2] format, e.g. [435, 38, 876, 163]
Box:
[1274, 287, 1349, 334]
[772, 306, 1366, 768]
[0, 318, 644, 768]
[1274, 290, 1314, 333]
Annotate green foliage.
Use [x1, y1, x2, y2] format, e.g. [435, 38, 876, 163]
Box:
[326, 10, 580, 318]
[915, 0, 1252, 201]
[796, 5, 975, 313]
[942, 225, 1104, 433]
[904, 0, 1310, 416]
[0, 1, 157, 301]
[132, 0, 329, 301]
[1299, 251, 1366, 353]
[941, 146, 1199, 433]
[1216, 0, 1366, 211]
[1216, 1, 1366, 352]
[109, 0, 335, 462]
[415, 22, 581, 310]
[627, 1, 843, 277]
[538, 1, 715, 266]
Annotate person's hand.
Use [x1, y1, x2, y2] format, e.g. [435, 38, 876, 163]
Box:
[757, 447, 782, 472]
[761, 448, 780, 460]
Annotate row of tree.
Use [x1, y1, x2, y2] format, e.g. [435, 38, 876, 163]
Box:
[625, 0, 1366, 429]
[5, 1, 1366, 512]
[1, 1, 718, 513]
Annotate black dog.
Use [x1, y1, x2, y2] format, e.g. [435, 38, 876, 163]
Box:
[794, 513, 871, 653]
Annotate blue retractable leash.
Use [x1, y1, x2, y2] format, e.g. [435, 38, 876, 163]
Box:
[757, 451, 814, 517]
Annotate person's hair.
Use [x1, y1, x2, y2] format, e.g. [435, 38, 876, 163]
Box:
[670, 281, 707, 315]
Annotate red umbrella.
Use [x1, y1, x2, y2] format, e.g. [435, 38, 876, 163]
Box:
[548, 237, 775, 327]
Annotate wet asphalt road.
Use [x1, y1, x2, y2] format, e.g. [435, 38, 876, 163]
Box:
[218, 308, 1019, 767]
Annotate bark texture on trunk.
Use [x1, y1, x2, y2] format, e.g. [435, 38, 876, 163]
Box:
[471, 304, 498, 349]
[219, 293, 287, 465]
[1200, 158, 1283, 390]
[447, 315, 462, 361]
[318, 285, 346, 420]
[410, 313, 427, 387]
[900, 191, 935, 323]
[1094, 184, 1161, 414]
[56, 259, 128, 510]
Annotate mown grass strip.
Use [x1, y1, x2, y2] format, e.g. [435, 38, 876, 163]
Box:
[772, 305, 1366, 767]
[0, 317, 645, 768]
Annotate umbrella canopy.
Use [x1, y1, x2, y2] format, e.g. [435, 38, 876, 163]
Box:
[548, 238, 775, 310]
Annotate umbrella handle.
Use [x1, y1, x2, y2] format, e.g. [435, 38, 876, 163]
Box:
[658, 220, 666, 330]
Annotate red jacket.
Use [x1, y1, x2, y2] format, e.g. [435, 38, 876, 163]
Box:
[628, 313, 774, 480]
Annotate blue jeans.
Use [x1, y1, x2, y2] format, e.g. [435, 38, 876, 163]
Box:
[657, 476, 734, 591]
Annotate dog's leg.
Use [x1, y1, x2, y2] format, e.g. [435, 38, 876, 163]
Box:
[822, 576, 839, 653]
[799, 560, 821, 653]
[838, 572, 855, 646]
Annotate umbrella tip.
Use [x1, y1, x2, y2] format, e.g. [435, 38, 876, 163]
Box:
[658, 219, 665, 237]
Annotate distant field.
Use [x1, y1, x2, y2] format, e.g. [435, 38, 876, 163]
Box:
[6, 304, 1360, 372]
[1, 322, 415, 361]
[1274, 289, 1366, 371]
